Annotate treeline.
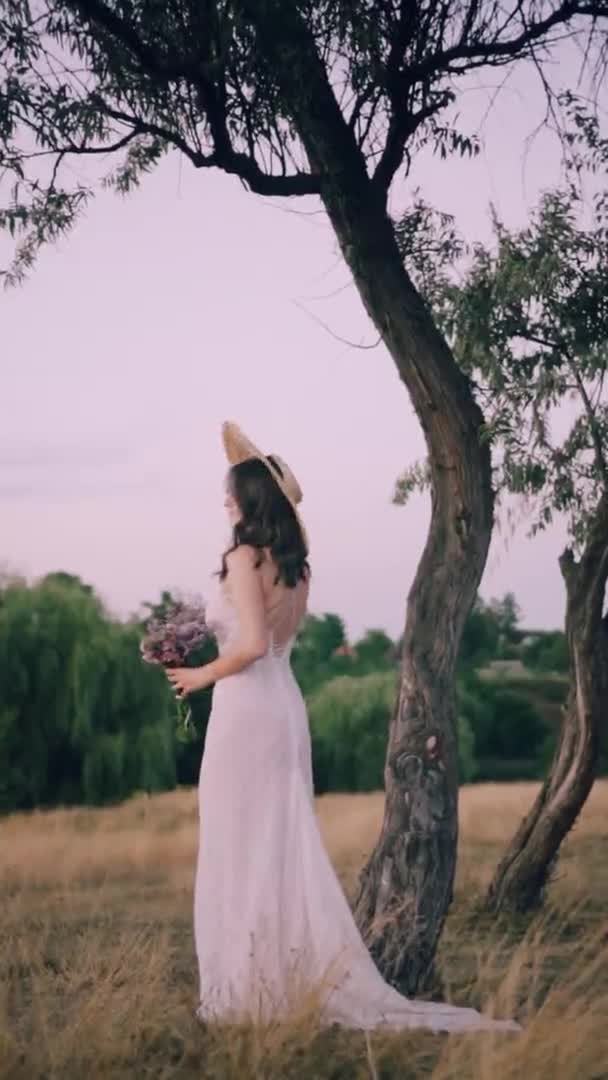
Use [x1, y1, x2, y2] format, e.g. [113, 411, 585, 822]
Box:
[294, 595, 574, 793]
[0, 571, 576, 813]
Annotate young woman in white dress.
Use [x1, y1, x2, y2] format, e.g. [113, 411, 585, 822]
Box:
[167, 422, 520, 1034]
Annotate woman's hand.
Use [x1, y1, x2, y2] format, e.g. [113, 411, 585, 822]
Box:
[165, 666, 211, 697]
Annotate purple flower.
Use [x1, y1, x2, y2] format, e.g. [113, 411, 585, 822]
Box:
[140, 594, 212, 736]
[140, 594, 211, 668]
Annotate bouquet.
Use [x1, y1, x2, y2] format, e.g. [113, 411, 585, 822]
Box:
[140, 595, 212, 733]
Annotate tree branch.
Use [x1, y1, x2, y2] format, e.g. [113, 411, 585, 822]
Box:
[373, 97, 450, 193]
[97, 102, 321, 195]
[406, 1, 599, 81]
[69, 0, 191, 81]
[569, 359, 608, 487]
[69, 0, 322, 196]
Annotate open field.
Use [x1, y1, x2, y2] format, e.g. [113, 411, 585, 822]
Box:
[1, 782, 607, 1079]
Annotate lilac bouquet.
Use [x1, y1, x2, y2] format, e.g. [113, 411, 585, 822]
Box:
[140, 595, 212, 732]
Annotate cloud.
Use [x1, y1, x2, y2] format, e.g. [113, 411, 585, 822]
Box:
[0, 443, 134, 469]
[0, 443, 157, 500]
[0, 476, 156, 501]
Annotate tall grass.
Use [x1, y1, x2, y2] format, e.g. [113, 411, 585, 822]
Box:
[1, 782, 606, 1078]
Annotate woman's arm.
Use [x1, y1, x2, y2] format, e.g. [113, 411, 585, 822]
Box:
[166, 546, 268, 697]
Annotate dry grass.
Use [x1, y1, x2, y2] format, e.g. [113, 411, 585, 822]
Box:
[1, 782, 607, 1079]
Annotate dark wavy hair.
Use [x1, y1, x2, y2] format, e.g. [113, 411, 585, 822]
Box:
[220, 457, 310, 588]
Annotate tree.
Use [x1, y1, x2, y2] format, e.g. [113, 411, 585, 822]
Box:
[488, 592, 521, 643]
[298, 614, 347, 664]
[429, 107, 608, 911]
[0, 574, 108, 809]
[0, 575, 178, 810]
[2, 0, 606, 991]
[522, 631, 569, 673]
[457, 595, 501, 668]
[352, 629, 395, 673]
[292, 612, 348, 692]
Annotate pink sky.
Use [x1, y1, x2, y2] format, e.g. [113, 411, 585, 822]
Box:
[1, 52, 589, 640]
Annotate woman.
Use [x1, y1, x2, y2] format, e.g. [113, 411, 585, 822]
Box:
[167, 422, 519, 1033]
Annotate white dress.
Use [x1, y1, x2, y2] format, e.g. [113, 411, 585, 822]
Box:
[194, 578, 520, 1033]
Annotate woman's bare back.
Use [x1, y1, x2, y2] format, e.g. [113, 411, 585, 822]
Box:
[249, 551, 309, 653]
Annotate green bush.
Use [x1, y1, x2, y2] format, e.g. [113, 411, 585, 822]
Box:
[522, 631, 569, 673]
[309, 673, 393, 792]
[309, 673, 477, 793]
[457, 673, 549, 767]
[503, 675, 569, 703]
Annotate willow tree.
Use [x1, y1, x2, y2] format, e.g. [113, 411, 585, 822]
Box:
[0, 573, 178, 809]
[2, 0, 606, 992]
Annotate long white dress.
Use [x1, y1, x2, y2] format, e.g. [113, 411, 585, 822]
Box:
[194, 579, 520, 1033]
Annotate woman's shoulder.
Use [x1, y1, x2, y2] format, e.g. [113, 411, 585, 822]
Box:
[224, 544, 263, 573]
[224, 544, 310, 589]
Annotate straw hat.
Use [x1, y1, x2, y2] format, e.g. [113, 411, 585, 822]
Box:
[221, 421, 308, 549]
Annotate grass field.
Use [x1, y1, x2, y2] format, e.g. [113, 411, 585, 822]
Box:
[1, 782, 607, 1079]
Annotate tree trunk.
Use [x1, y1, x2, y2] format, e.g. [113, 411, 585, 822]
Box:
[330, 205, 493, 995]
[487, 494, 608, 914]
[243, 2, 494, 993]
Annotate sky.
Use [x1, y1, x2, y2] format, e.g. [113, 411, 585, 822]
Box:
[0, 47, 596, 641]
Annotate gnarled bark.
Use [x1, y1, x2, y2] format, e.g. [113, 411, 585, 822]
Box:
[487, 494, 608, 914]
